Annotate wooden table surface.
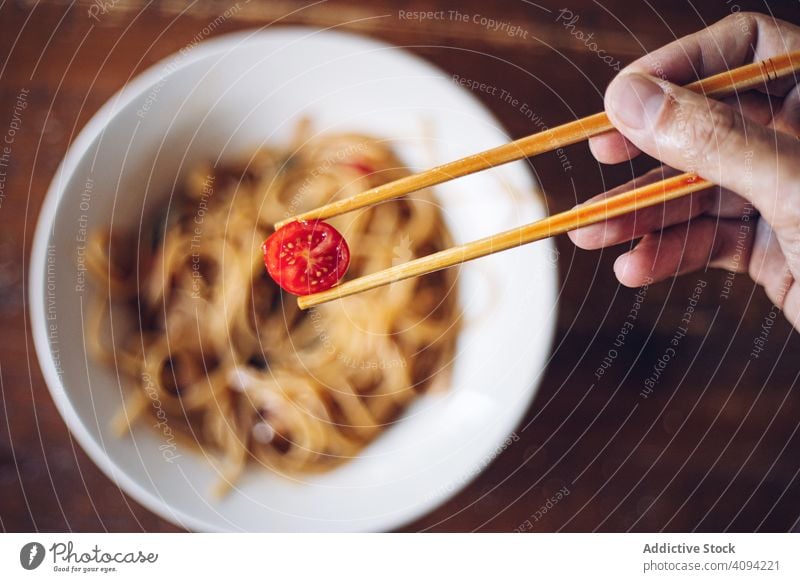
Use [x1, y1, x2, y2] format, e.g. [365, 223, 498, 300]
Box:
[2, 0, 800, 532]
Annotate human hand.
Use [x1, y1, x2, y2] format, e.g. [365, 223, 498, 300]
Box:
[569, 13, 800, 328]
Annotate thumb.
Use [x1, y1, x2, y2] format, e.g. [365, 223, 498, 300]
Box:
[604, 72, 800, 229]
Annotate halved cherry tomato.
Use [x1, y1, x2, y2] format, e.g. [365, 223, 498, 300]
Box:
[261, 220, 350, 296]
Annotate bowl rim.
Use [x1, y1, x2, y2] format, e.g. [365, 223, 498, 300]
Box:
[29, 25, 559, 532]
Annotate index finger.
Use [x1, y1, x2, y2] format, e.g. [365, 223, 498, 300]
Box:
[628, 12, 800, 95]
[589, 12, 800, 164]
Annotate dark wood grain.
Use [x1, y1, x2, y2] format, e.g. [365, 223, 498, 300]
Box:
[2, 0, 799, 532]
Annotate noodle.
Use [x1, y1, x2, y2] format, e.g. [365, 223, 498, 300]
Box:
[86, 125, 460, 493]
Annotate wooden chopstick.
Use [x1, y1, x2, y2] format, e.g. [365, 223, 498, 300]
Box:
[290, 51, 800, 309]
[298, 172, 709, 309]
[276, 50, 800, 230]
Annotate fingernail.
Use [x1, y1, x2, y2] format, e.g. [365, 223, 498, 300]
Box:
[613, 253, 636, 286]
[608, 73, 665, 130]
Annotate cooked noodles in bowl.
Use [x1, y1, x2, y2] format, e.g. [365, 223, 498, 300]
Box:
[84, 124, 460, 494]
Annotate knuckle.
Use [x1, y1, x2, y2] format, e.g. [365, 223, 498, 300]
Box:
[779, 231, 800, 267]
[720, 11, 759, 35]
[764, 278, 791, 310]
[657, 224, 689, 266]
[773, 178, 800, 231]
[678, 101, 739, 170]
[721, 11, 754, 24]
[656, 94, 737, 172]
[747, 253, 764, 285]
[737, 11, 764, 26]
[694, 190, 716, 216]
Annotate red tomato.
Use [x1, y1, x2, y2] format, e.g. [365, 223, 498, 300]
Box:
[262, 220, 350, 296]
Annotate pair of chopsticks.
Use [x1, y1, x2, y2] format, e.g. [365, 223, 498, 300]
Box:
[278, 51, 800, 310]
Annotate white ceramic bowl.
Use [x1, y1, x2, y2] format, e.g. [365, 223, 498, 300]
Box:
[30, 27, 558, 532]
